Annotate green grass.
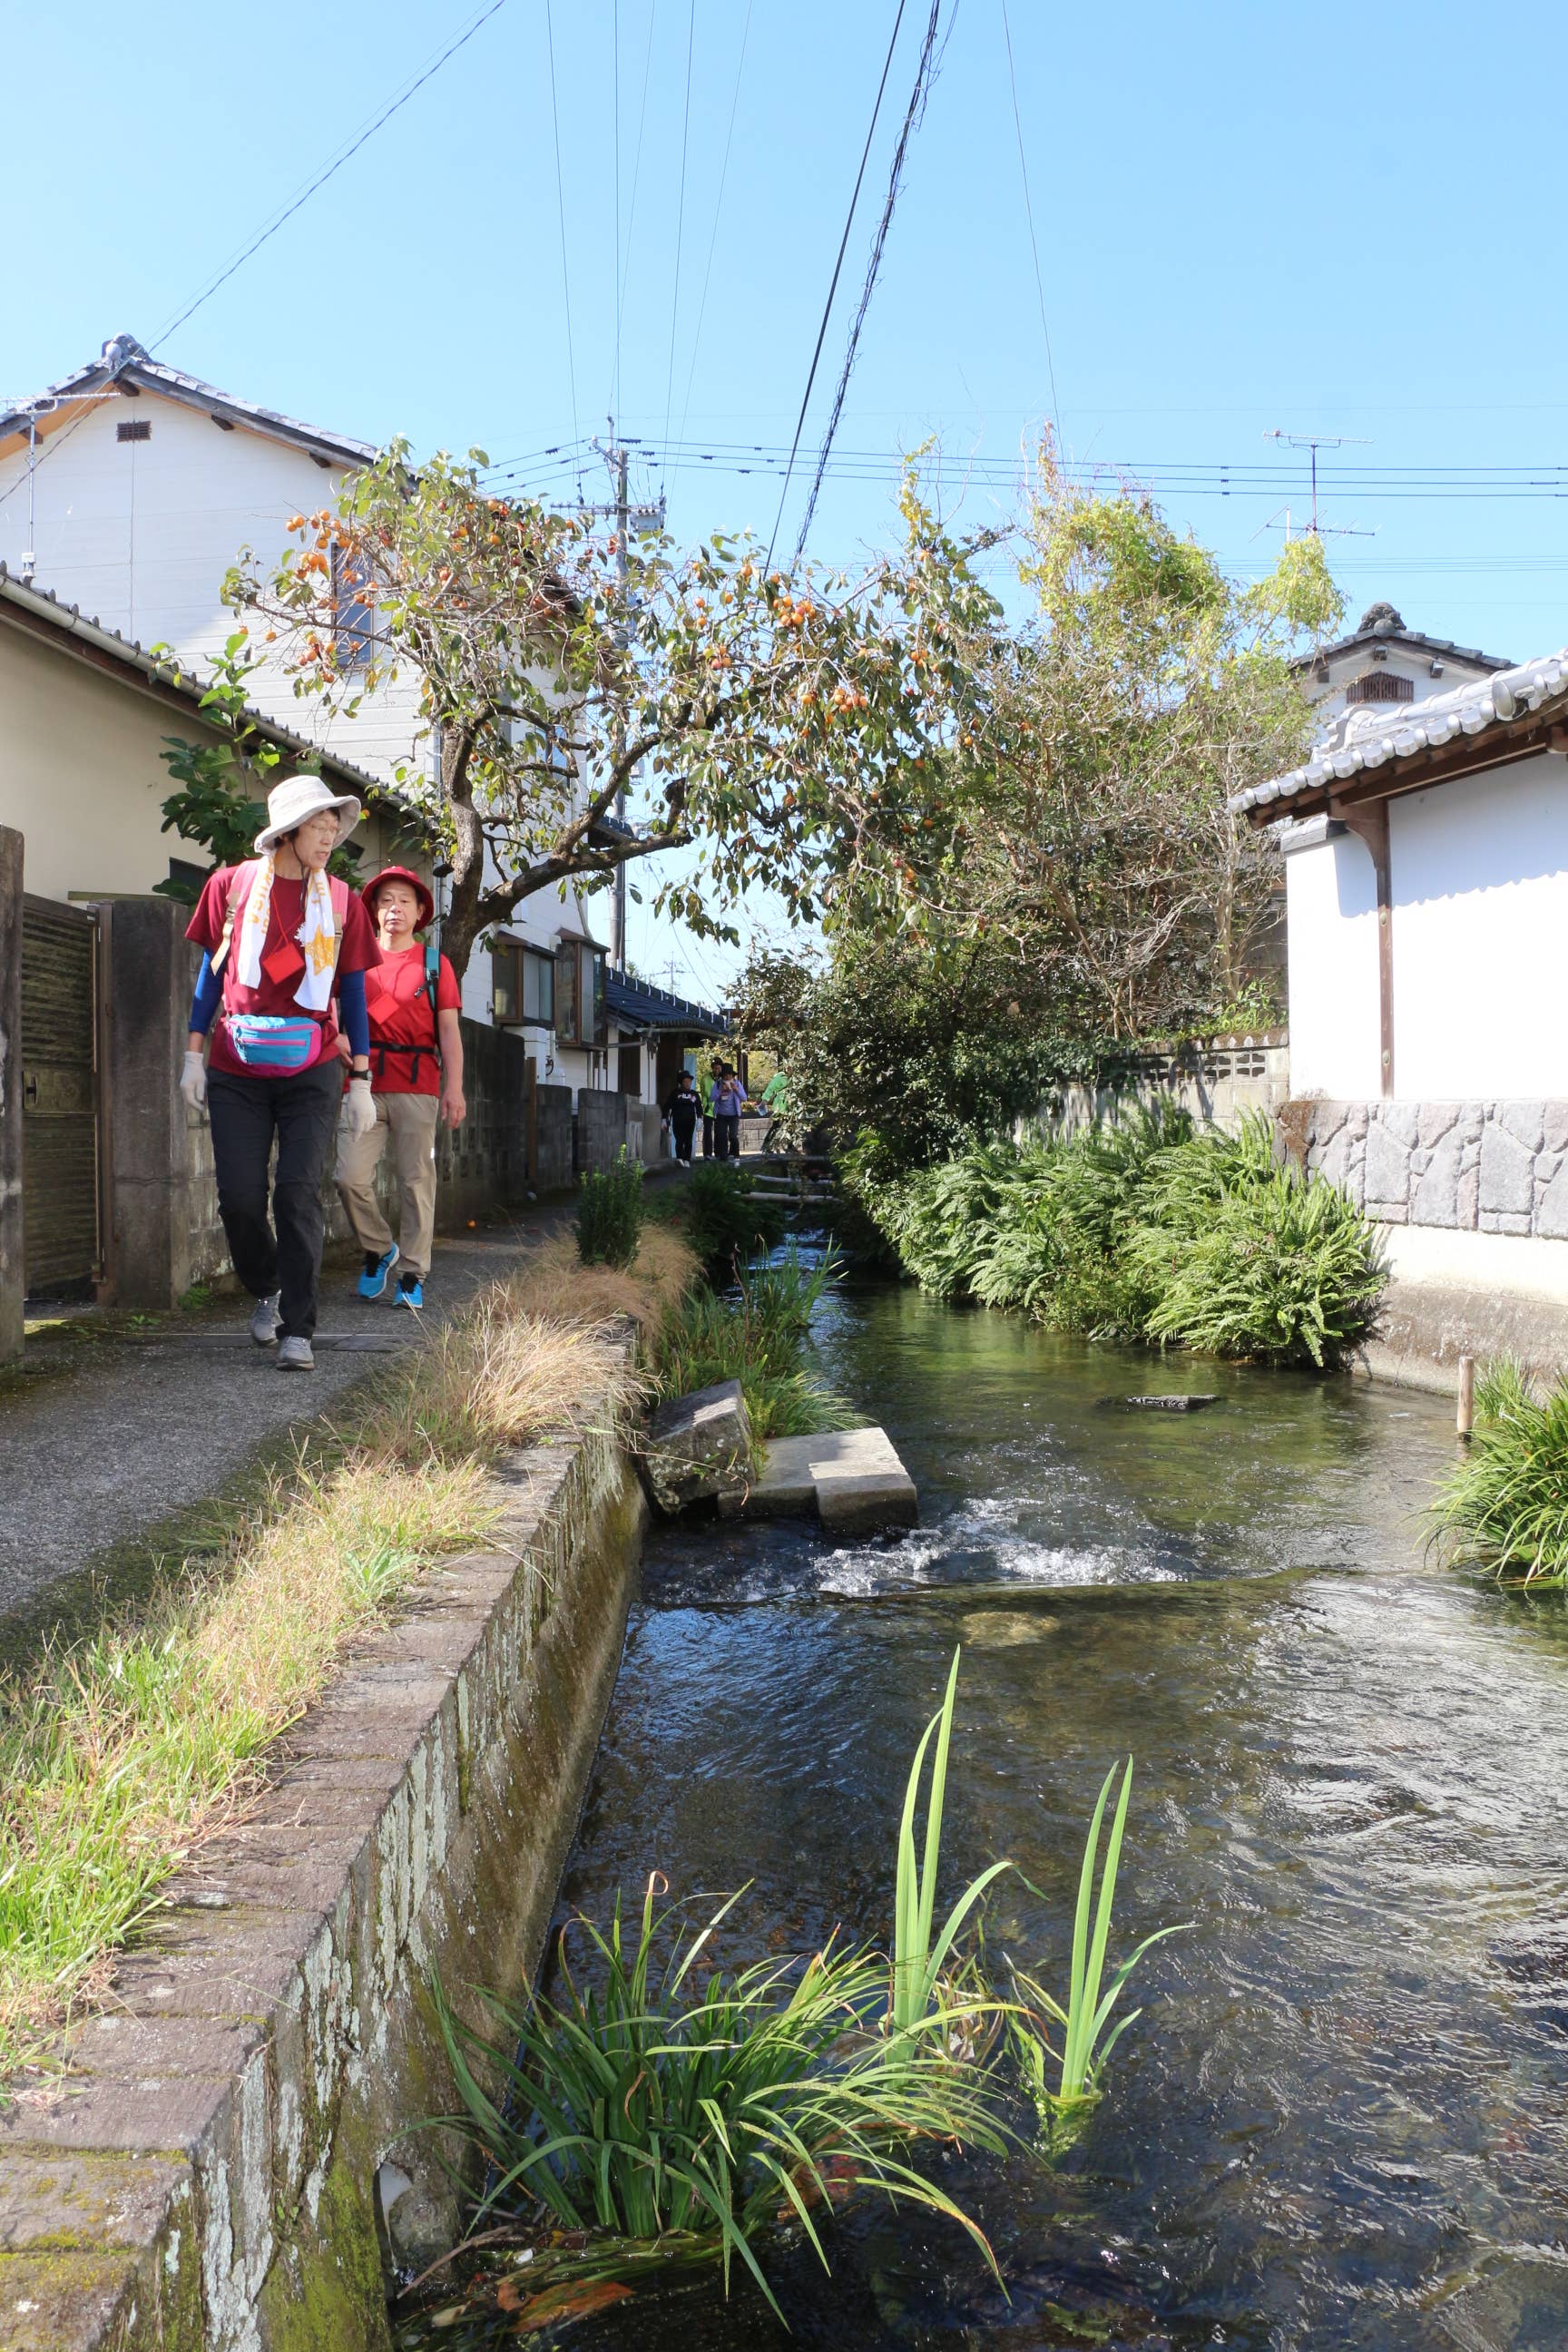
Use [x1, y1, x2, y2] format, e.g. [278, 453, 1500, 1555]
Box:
[1430, 1357, 1568, 1585]
[655, 1248, 853, 1440]
[679, 1163, 788, 1280]
[0, 1244, 667, 2090]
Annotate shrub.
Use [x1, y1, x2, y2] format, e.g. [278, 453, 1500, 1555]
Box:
[681, 1161, 786, 1279]
[575, 1148, 644, 1269]
[1431, 1357, 1568, 1584]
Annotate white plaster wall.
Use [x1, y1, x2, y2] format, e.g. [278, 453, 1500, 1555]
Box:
[0, 388, 424, 789]
[1284, 831, 1382, 1098]
[0, 624, 393, 902]
[1391, 752, 1568, 1098]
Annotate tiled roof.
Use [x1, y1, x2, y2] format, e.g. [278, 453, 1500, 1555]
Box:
[0, 334, 376, 468]
[0, 563, 392, 805]
[1300, 600, 1513, 677]
[1231, 644, 1568, 820]
[604, 965, 729, 1035]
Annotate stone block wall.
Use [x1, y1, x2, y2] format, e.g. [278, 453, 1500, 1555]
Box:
[1302, 1100, 1568, 1238]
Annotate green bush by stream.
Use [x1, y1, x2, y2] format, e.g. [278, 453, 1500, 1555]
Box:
[861, 1109, 1386, 1370]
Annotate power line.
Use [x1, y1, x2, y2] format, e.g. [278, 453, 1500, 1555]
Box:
[675, 0, 755, 454]
[661, 0, 698, 492]
[153, 0, 511, 350]
[999, 0, 1060, 446]
[765, 0, 911, 572]
[544, 0, 582, 481]
[614, 0, 661, 410]
[792, 0, 946, 564]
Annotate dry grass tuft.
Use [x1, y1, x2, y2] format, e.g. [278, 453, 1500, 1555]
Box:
[0, 1224, 697, 2088]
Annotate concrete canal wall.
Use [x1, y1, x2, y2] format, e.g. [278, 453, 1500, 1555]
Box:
[0, 1348, 647, 2351]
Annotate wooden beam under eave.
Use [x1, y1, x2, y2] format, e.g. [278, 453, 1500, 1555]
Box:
[1335, 800, 1394, 1097]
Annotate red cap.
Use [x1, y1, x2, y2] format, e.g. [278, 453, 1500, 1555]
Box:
[361, 865, 435, 931]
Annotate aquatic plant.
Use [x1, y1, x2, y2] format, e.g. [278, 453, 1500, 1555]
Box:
[414, 1881, 1007, 2336]
[1134, 1160, 1386, 1367]
[680, 1161, 787, 1279]
[1006, 1760, 1186, 2142]
[575, 1148, 645, 1269]
[1430, 1357, 1568, 1585]
[892, 1650, 1011, 2037]
[655, 1247, 852, 1440]
[867, 1110, 1385, 1369]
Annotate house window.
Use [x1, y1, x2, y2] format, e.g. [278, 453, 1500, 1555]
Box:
[551, 938, 607, 1045]
[116, 418, 151, 443]
[330, 543, 377, 669]
[492, 941, 555, 1026]
[1346, 671, 1414, 705]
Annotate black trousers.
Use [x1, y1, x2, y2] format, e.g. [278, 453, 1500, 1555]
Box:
[701, 1114, 714, 1158]
[670, 1112, 698, 1165]
[207, 1062, 341, 1340]
[714, 1114, 740, 1161]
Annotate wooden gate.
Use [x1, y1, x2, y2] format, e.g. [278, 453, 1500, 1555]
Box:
[20, 895, 101, 1298]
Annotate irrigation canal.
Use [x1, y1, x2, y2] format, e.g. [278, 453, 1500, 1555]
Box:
[546, 1273, 1568, 2348]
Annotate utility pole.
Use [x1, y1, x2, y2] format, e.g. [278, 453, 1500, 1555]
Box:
[585, 427, 663, 971]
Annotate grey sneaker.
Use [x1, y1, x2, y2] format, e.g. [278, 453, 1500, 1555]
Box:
[277, 1336, 315, 1372]
[250, 1291, 282, 1348]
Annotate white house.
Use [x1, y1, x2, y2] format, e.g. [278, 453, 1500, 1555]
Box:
[1298, 600, 1512, 726]
[1234, 642, 1568, 1380]
[0, 334, 721, 1104]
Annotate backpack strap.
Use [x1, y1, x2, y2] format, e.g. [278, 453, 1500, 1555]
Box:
[209, 860, 258, 976]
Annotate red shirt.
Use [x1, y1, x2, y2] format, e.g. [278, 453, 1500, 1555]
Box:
[364, 946, 461, 1097]
[187, 865, 380, 1079]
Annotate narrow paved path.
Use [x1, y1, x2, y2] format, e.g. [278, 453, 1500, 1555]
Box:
[0, 1219, 564, 1640]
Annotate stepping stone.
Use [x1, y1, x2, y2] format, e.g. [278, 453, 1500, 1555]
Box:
[1112, 1394, 1221, 1412]
[722, 1424, 917, 1533]
[645, 1378, 753, 1513]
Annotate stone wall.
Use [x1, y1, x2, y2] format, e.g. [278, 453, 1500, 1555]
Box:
[1034, 1034, 1290, 1142]
[0, 1343, 647, 2349]
[1302, 1100, 1568, 1239]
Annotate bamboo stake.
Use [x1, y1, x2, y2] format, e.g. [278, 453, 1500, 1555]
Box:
[1456, 1354, 1475, 1442]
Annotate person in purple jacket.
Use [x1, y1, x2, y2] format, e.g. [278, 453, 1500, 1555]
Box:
[711, 1062, 748, 1161]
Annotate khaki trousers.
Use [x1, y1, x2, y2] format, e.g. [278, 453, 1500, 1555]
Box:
[335, 1092, 440, 1278]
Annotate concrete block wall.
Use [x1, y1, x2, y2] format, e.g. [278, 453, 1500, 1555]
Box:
[1034, 1034, 1290, 1142]
[1302, 1100, 1568, 1239]
[533, 1084, 573, 1193]
[0, 826, 22, 1361]
[575, 1088, 631, 1175]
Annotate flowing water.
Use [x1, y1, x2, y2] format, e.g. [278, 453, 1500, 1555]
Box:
[551, 1281, 1568, 2350]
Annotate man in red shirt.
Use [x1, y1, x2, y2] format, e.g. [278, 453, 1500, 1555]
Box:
[335, 866, 466, 1309]
[181, 776, 381, 1369]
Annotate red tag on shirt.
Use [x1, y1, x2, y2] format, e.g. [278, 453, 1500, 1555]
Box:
[262, 938, 306, 985]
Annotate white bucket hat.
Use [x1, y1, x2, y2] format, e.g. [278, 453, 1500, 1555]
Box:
[253, 773, 361, 856]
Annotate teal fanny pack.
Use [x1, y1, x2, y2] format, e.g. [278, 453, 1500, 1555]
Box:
[225, 1014, 321, 1073]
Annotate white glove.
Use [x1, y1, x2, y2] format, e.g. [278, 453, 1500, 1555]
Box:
[340, 1075, 377, 1138]
[180, 1050, 207, 1112]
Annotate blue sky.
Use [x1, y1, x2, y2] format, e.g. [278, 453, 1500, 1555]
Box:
[9, 0, 1568, 996]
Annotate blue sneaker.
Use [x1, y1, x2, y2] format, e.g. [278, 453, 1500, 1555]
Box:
[395, 1271, 424, 1310]
[358, 1248, 397, 1300]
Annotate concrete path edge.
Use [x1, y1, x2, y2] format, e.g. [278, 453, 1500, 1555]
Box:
[0, 1335, 648, 2352]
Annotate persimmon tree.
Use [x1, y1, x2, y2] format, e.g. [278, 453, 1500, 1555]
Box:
[221, 442, 997, 981]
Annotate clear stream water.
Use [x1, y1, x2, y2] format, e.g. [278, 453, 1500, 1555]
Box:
[548, 1279, 1568, 2351]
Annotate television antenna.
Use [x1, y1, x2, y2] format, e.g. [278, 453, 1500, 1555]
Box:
[1263, 430, 1374, 538]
